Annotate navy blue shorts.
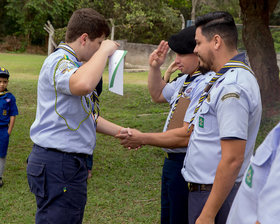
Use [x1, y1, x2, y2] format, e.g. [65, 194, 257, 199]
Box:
[0, 126, 9, 158]
[27, 144, 88, 224]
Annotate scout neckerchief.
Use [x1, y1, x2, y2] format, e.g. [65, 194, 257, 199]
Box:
[54, 43, 100, 130]
[0, 90, 8, 96]
[166, 71, 201, 129]
[187, 53, 253, 132]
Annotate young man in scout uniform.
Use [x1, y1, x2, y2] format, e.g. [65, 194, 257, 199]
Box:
[181, 11, 262, 224]
[226, 122, 280, 224]
[27, 8, 129, 223]
[117, 26, 213, 224]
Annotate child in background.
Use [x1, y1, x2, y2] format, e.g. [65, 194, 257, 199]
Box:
[0, 67, 18, 187]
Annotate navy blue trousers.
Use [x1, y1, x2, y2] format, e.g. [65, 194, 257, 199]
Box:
[161, 153, 189, 224]
[27, 144, 88, 224]
[188, 182, 240, 224]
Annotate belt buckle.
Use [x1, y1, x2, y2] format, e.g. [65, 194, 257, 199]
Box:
[188, 182, 193, 191]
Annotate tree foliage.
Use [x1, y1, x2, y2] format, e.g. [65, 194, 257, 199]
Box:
[0, 0, 183, 46]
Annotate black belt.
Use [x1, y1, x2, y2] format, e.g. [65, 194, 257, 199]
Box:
[188, 182, 213, 192]
[167, 153, 186, 161]
[36, 144, 88, 159]
[188, 182, 241, 192]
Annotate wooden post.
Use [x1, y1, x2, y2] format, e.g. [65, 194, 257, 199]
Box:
[44, 21, 57, 55]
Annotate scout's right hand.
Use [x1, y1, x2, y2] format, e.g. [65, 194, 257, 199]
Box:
[149, 40, 169, 69]
[99, 39, 120, 57]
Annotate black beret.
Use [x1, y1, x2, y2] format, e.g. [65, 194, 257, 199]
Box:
[0, 67, 9, 79]
[168, 26, 196, 54]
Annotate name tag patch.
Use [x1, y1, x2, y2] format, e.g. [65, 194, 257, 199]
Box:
[245, 165, 253, 188]
[199, 116, 204, 128]
[221, 92, 240, 101]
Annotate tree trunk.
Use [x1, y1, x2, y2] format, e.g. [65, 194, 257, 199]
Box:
[240, 0, 280, 109]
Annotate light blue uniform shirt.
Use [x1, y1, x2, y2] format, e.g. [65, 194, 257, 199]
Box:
[182, 66, 262, 183]
[227, 122, 280, 224]
[162, 72, 213, 153]
[30, 44, 96, 155]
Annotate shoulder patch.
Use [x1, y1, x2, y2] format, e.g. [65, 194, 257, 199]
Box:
[221, 92, 240, 101]
[57, 59, 76, 74]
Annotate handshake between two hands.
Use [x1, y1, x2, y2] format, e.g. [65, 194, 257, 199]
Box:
[115, 128, 143, 150]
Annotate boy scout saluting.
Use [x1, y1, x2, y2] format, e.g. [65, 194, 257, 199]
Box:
[117, 26, 213, 224]
[27, 8, 129, 224]
[181, 11, 262, 224]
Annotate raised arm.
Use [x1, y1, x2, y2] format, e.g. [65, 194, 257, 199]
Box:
[69, 39, 119, 96]
[148, 40, 169, 103]
[163, 61, 179, 83]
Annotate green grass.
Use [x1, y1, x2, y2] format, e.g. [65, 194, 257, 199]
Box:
[0, 52, 279, 224]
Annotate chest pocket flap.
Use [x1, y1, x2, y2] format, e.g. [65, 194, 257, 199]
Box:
[251, 146, 273, 166]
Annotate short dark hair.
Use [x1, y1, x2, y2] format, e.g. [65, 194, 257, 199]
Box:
[195, 11, 238, 50]
[66, 8, 110, 43]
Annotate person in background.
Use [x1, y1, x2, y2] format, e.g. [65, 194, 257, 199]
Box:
[0, 67, 18, 187]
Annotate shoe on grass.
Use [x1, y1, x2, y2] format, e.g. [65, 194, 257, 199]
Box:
[0, 179, 3, 187]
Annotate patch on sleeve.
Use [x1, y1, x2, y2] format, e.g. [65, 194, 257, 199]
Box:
[57, 59, 76, 74]
[221, 92, 240, 101]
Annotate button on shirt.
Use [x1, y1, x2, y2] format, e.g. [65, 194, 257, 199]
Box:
[162, 72, 213, 153]
[182, 66, 262, 184]
[30, 44, 96, 155]
[226, 122, 280, 224]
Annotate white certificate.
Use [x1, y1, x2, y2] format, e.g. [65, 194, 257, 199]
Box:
[108, 50, 127, 96]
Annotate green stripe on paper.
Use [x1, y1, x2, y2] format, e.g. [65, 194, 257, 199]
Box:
[110, 50, 127, 88]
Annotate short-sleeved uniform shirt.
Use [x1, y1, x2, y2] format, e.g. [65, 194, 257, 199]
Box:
[226, 122, 280, 224]
[30, 43, 96, 155]
[182, 54, 262, 184]
[0, 92, 18, 126]
[162, 72, 213, 153]
[0, 91, 18, 156]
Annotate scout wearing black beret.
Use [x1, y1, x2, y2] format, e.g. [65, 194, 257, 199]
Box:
[168, 25, 196, 55]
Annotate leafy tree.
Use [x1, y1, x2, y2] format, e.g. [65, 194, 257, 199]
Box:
[240, 0, 280, 108]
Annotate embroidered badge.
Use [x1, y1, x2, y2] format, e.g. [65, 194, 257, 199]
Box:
[245, 165, 253, 188]
[199, 116, 204, 128]
[58, 60, 76, 74]
[6, 98, 11, 102]
[3, 110, 7, 116]
[221, 93, 240, 101]
[185, 87, 192, 94]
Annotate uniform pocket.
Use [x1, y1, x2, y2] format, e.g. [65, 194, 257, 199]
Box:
[27, 162, 46, 198]
[251, 147, 272, 166]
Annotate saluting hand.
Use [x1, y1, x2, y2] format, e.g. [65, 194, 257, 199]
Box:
[149, 40, 169, 69]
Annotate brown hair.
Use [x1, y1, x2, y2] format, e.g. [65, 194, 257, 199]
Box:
[65, 8, 110, 43]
